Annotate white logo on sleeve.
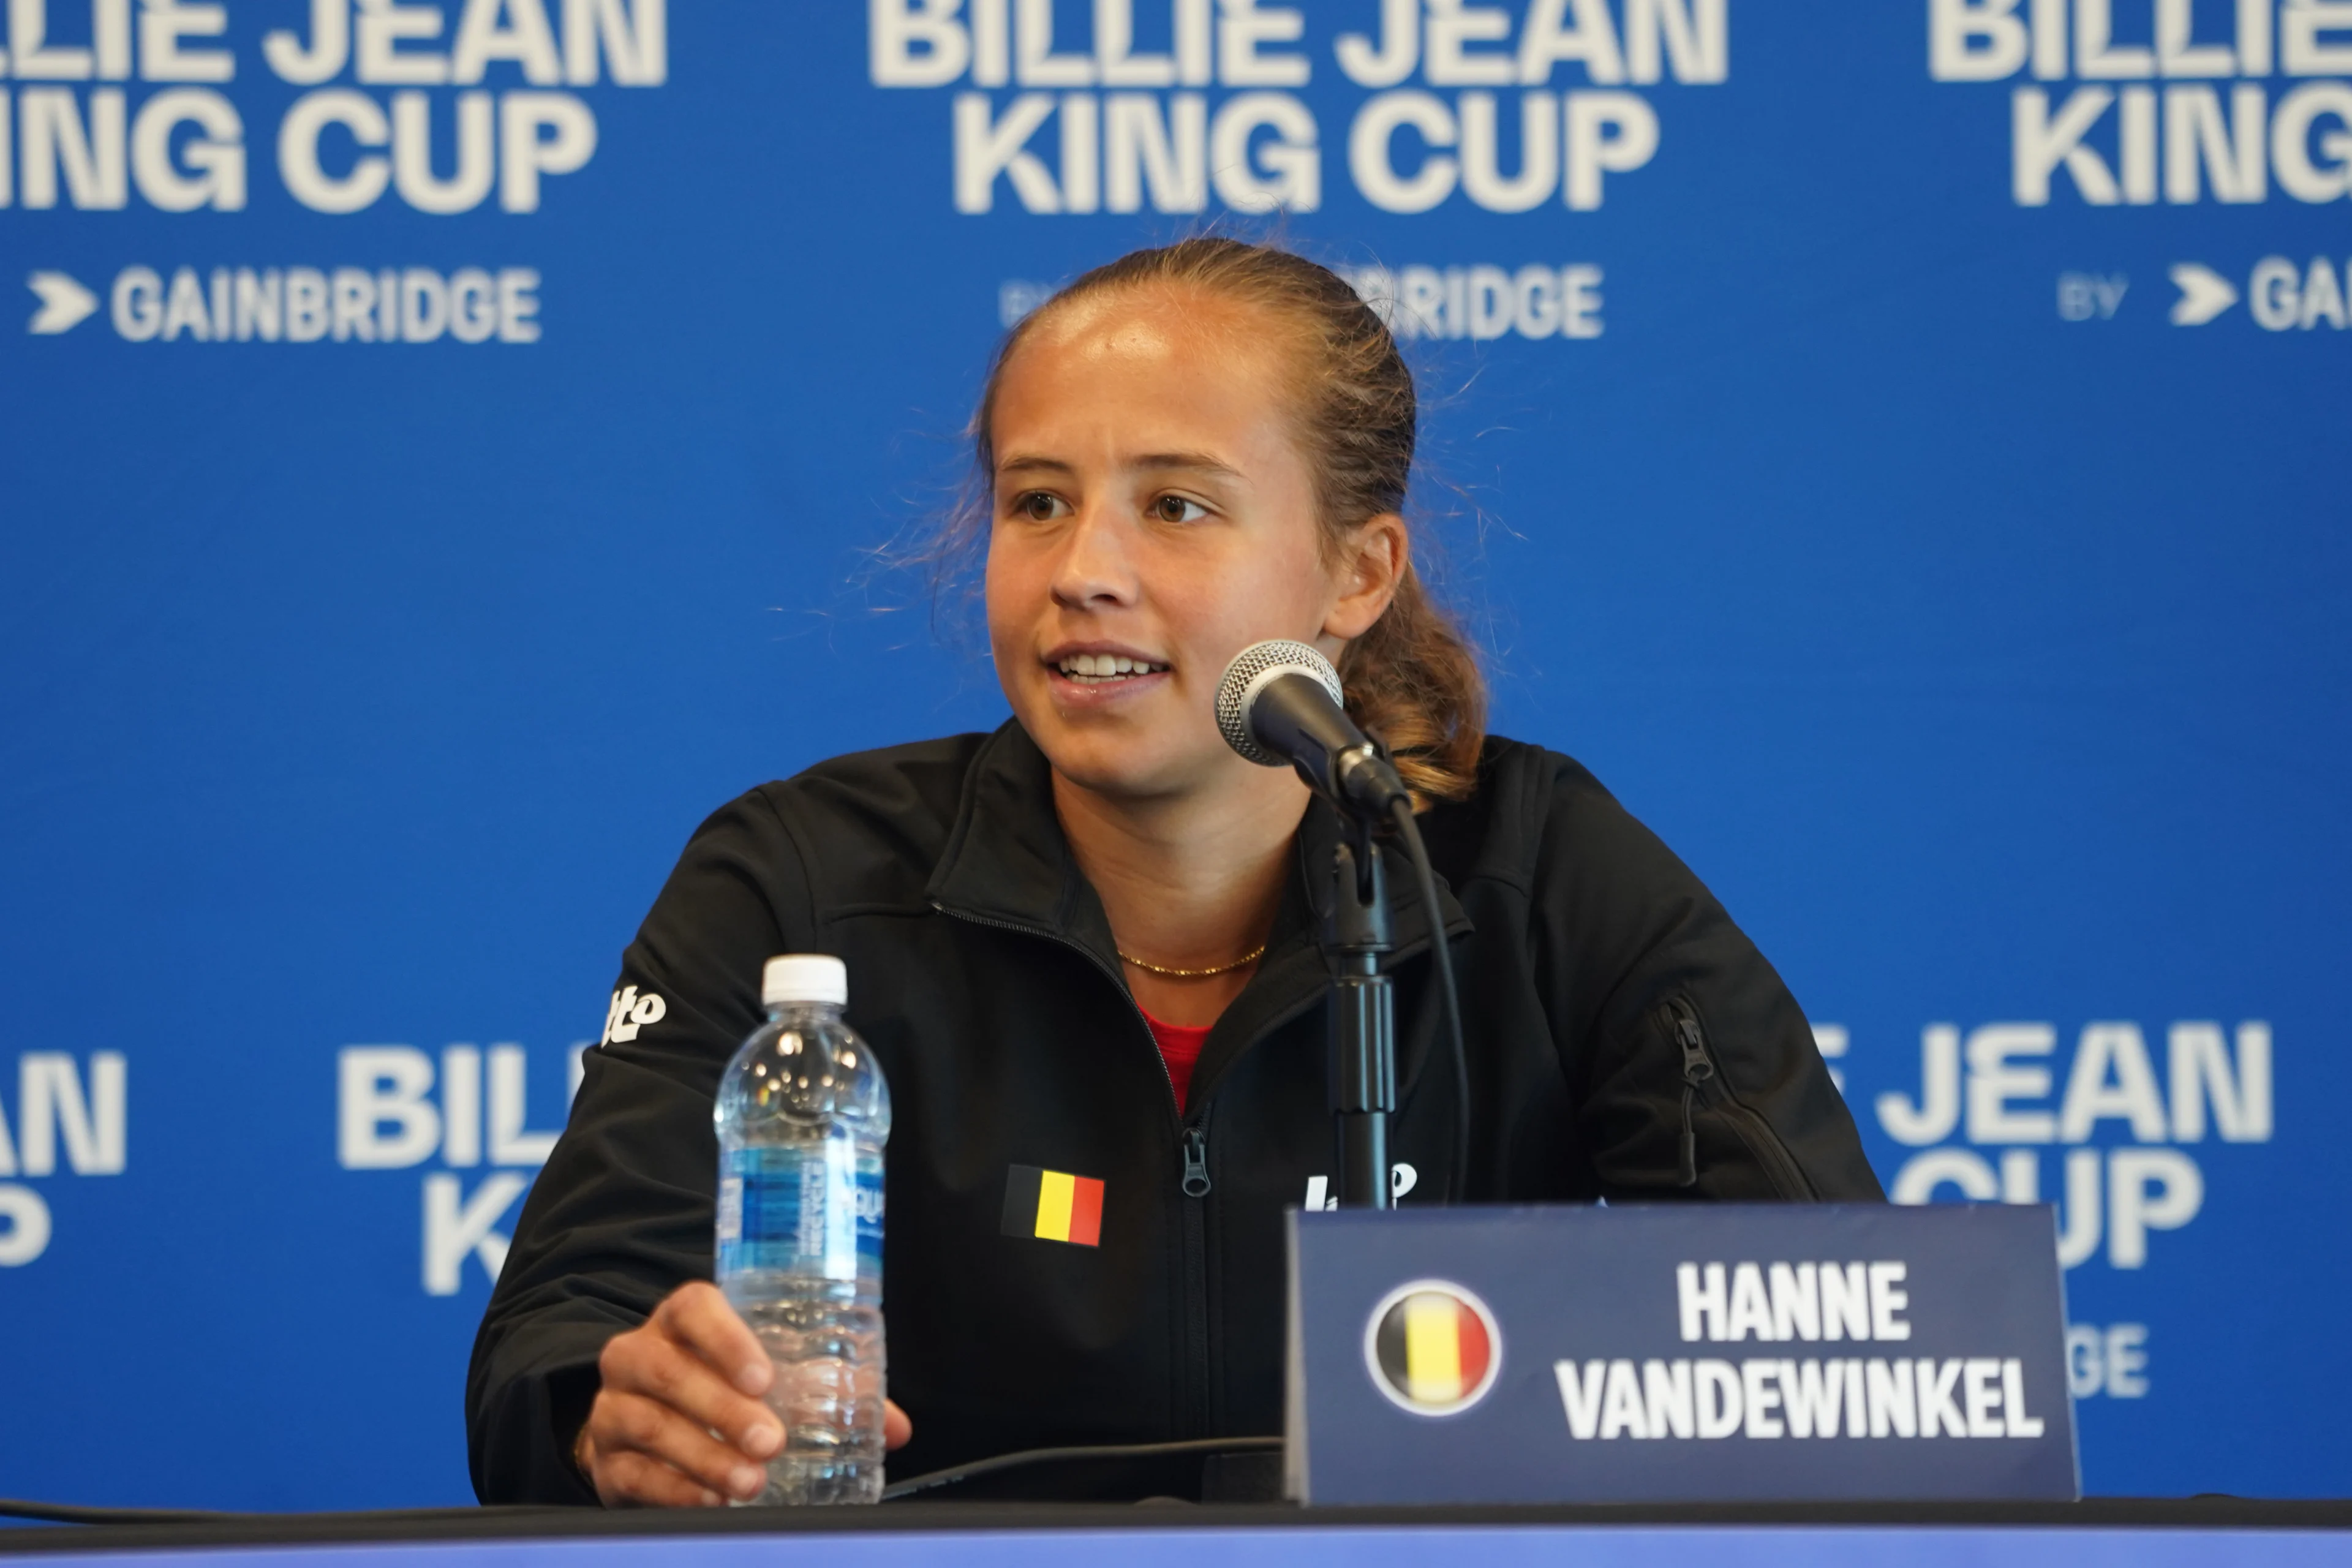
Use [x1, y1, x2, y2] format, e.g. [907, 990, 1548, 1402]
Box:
[601, 986, 668, 1045]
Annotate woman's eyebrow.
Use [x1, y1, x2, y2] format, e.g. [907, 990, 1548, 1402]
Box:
[997, 452, 1242, 480]
[997, 454, 1074, 478]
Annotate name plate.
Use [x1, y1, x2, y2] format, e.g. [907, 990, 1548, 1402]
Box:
[1283, 1203, 2078, 1506]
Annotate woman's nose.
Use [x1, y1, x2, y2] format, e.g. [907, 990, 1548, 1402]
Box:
[1050, 508, 1138, 610]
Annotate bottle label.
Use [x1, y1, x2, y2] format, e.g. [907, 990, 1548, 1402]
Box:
[718, 1139, 882, 1282]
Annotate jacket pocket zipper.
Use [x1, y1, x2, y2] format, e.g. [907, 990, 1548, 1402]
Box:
[1664, 996, 1815, 1200]
[1672, 1005, 1713, 1188]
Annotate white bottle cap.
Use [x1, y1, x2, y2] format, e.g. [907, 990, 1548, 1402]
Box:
[762, 954, 847, 1008]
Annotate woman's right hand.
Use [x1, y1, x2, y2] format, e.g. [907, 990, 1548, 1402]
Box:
[574, 1281, 909, 1507]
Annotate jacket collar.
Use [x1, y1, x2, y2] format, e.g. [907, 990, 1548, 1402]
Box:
[924, 722, 1086, 938]
[925, 721, 1474, 1095]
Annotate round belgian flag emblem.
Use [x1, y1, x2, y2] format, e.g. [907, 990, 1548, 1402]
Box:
[1363, 1280, 1502, 1415]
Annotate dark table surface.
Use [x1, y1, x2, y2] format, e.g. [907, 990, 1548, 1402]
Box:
[3, 1496, 2350, 1560]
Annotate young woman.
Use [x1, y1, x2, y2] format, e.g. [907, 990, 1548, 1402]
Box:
[467, 238, 1881, 1508]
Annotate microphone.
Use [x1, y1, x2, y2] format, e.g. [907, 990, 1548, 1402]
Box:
[1218, 640, 1472, 1205]
[1214, 640, 1410, 818]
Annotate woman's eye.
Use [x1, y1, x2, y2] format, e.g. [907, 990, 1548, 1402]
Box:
[1151, 495, 1208, 524]
[1012, 492, 1069, 521]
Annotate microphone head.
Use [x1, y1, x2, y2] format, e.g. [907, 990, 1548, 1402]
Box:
[1215, 639, 1344, 766]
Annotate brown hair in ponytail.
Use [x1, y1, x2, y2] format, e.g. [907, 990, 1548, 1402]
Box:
[965, 237, 1488, 805]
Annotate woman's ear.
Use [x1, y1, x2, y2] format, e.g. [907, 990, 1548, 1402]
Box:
[1321, 513, 1409, 641]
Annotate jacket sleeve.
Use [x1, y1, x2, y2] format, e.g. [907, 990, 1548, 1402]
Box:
[465, 788, 818, 1504]
[1526, 755, 1883, 1204]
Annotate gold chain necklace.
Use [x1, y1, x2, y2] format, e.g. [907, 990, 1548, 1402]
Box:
[1115, 942, 1268, 979]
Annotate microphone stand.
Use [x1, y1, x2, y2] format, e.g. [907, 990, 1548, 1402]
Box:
[1323, 814, 1396, 1208]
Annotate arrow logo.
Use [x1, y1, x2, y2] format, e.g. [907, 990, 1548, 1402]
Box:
[2169, 263, 2237, 326]
[27, 271, 99, 335]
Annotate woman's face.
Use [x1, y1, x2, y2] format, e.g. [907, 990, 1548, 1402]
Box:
[984, 287, 1399, 804]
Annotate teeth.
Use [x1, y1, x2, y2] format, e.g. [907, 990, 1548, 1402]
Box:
[1057, 654, 1166, 681]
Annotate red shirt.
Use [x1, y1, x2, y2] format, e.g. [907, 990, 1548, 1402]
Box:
[1142, 1010, 1213, 1112]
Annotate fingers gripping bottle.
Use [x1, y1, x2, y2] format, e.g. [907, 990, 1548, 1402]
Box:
[715, 955, 891, 1505]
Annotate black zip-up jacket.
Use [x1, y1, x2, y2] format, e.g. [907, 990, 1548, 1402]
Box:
[467, 722, 1882, 1504]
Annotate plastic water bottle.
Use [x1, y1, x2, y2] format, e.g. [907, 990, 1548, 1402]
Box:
[714, 954, 891, 1505]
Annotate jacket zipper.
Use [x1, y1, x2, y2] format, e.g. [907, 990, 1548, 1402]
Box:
[931, 900, 1216, 1436]
[1181, 1124, 1212, 1197]
[1178, 1108, 1213, 1435]
[1664, 995, 1815, 1200]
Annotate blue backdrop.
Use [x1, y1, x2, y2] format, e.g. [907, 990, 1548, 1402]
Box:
[1, 0, 2345, 1509]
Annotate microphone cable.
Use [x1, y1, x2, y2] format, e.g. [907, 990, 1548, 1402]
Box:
[881, 1434, 1282, 1501]
[1388, 797, 1471, 1204]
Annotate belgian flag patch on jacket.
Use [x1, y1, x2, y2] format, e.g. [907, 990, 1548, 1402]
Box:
[1001, 1164, 1104, 1247]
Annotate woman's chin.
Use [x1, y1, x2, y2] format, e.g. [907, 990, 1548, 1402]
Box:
[1047, 753, 1171, 801]
[1017, 687, 1240, 803]
[1033, 734, 1202, 804]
